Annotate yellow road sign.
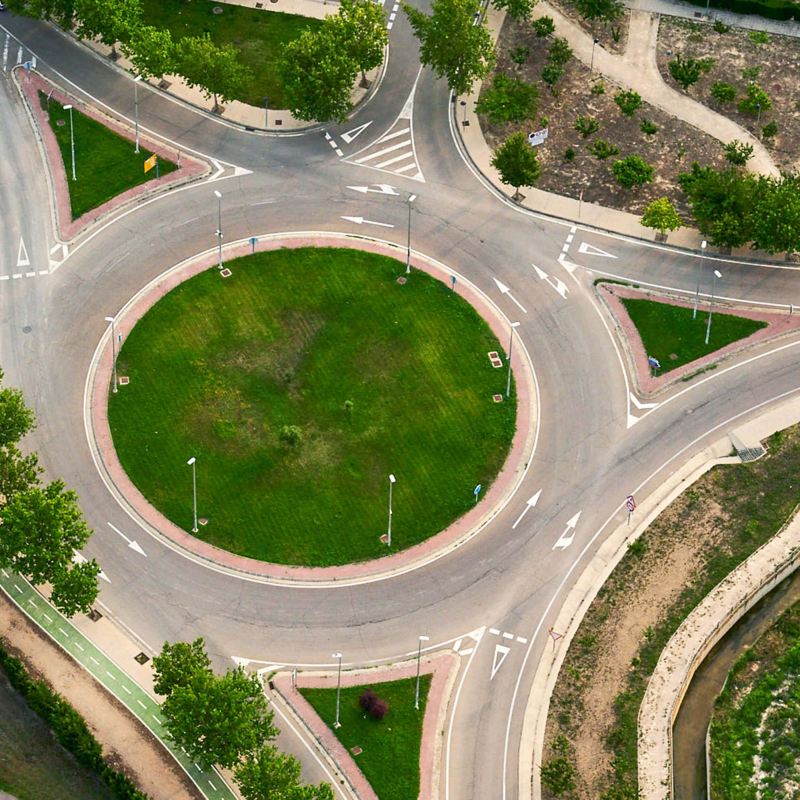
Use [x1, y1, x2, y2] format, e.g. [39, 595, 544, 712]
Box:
[144, 154, 157, 173]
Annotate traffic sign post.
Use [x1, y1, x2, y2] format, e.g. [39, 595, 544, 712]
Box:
[473, 484, 482, 504]
[626, 494, 636, 525]
[647, 356, 661, 376]
[527, 128, 549, 147]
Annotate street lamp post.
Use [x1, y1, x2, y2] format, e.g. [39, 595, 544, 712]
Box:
[134, 75, 142, 154]
[263, 96, 269, 129]
[405, 194, 416, 274]
[705, 269, 723, 345]
[460, 99, 468, 127]
[590, 37, 599, 74]
[506, 321, 521, 399]
[415, 635, 429, 710]
[332, 652, 343, 728]
[693, 239, 707, 319]
[104, 316, 118, 393]
[187, 457, 198, 533]
[387, 474, 396, 547]
[213, 190, 223, 269]
[756, 102, 762, 129]
[63, 104, 76, 181]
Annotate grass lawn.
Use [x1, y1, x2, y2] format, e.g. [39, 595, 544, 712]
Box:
[108, 247, 516, 566]
[42, 94, 177, 220]
[620, 297, 767, 374]
[140, 0, 323, 108]
[0, 672, 117, 800]
[301, 676, 430, 800]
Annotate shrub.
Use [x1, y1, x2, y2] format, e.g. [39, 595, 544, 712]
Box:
[475, 73, 539, 124]
[668, 54, 702, 89]
[532, 15, 555, 36]
[738, 82, 771, 115]
[509, 45, 530, 65]
[369, 697, 389, 719]
[343, 399, 354, 413]
[614, 89, 642, 116]
[762, 120, 778, 138]
[541, 737, 576, 796]
[713, 19, 731, 32]
[279, 425, 302, 446]
[748, 29, 770, 44]
[541, 62, 565, 87]
[723, 139, 754, 165]
[591, 139, 619, 159]
[741, 65, 761, 82]
[359, 689, 377, 712]
[564, 146, 576, 161]
[590, 80, 605, 95]
[613, 155, 654, 188]
[640, 119, 658, 135]
[574, 115, 600, 138]
[698, 57, 715, 73]
[548, 37, 573, 65]
[711, 81, 736, 103]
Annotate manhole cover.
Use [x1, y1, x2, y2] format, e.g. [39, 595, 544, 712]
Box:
[220, 268, 232, 278]
[213, 5, 223, 12]
[119, 376, 130, 385]
[134, 652, 150, 664]
[22, 325, 32, 333]
[669, 353, 678, 360]
[379, 533, 389, 543]
[351, 746, 363, 756]
[88, 608, 103, 622]
[396, 276, 407, 285]
[493, 394, 503, 403]
[199, 517, 209, 526]
[56, 119, 66, 126]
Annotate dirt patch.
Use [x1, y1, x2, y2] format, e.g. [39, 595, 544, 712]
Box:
[0, 593, 200, 800]
[656, 16, 800, 172]
[483, 15, 729, 215]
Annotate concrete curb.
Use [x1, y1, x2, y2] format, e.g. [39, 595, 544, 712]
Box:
[83, 233, 539, 586]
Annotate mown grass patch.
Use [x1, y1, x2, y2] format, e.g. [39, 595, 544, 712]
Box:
[140, 0, 323, 108]
[108, 247, 516, 566]
[620, 297, 766, 373]
[301, 676, 430, 800]
[42, 94, 177, 219]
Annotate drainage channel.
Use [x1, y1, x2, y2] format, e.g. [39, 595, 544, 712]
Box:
[672, 568, 800, 799]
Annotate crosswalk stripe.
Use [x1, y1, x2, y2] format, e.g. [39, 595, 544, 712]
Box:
[376, 127, 410, 143]
[355, 139, 411, 163]
[376, 152, 415, 169]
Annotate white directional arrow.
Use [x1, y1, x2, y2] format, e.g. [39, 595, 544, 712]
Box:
[490, 643, 511, 680]
[552, 511, 582, 551]
[17, 238, 30, 268]
[346, 184, 399, 196]
[578, 241, 617, 258]
[630, 393, 658, 410]
[532, 264, 568, 299]
[493, 278, 528, 313]
[340, 215, 395, 229]
[512, 489, 542, 529]
[107, 522, 147, 556]
[73, 551, 110, 583]
[340, 121, 373, 143]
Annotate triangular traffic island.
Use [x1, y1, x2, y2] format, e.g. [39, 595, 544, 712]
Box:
[597, 283, 800, 393]
[270, 652, 458, 800]
[14, 70, 207, 241]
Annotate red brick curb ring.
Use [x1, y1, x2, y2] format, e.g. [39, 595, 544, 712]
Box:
[86, 234, 538, 585]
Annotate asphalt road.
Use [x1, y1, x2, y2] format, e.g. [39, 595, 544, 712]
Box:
[1, 9, 800, 799]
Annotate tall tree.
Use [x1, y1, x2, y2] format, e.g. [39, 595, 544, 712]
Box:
[404, 0, 495, 96]
[3, 0, 75, 28]
[640, 197, 683, 238]
[332, 0, 388, 85]
[49, 560, 101, 617]
[574, 0, 623, 23]
[124, 25, 177, 80]
[152, 638, 212, 697]
[235, 746, 334, 800]
[162, 666, 277, 768]
[74, 0, 142, 59]
[279, 28, 358, 123]
[475, 73, 538, 124]
[177, 34, 253, 111]
[751, 174, 800, 256]
[491, 131, 541, 200]
[0, 369, 35, 447]
[491, 0, 536, 21]
[0, 444, 41, 502]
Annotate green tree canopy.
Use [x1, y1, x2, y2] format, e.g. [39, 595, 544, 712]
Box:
[153, 638, 212, 697]
[49, 560, 101, 617]
[668, 54, 702, 90]
[751, 174, 800, 255]
[404, 0, 495, 96]
[492, 0, 536, 21]
[332, 0, 388, 82]
[491, 131, 541, 200]
[612, 155, 654, 188]
[640, 197, 683, 237]
[574, 0, 623, 23]
[177, 34, 253, 110]
[0, 444, 41, 502]
[234, 746, 334, 800]
[4, 0, 75, 28]
[125, 25, 177, 79]
[475, 74, 538, 124]
[74, 0, 142, 55]
[0, 369, 35, 447]
[279, 27, 358, 123]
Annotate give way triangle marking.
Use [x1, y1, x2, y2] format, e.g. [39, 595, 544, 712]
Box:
[578, 241, 617, 258]
[341, 121, 373, 144]
[17, 237, 30, 268]
[490, 643, 511, 680]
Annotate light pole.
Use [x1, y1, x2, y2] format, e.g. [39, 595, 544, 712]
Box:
[693, 239, 707, 319]
[213, 190, 223, 269]
[756, 102, 762, 129]
[506, 321, 521, 399]
[405, 194, 416, 274]
[263, 96, 269, 129]
[590, 37, 599, 74]
[387, 473, 396, 546]
[332, 652, 343, 728]
[63, 104, 76, 181]
[415, 635, 429, 710]
[460, 99, 468, 127]
[104, 316, 118, 394]
[134, 75, 142, 154]
[187, 457, 198, 533]
[705, 269, 722, 345]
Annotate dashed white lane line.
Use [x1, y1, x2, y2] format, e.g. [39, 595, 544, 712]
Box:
[41, 613, 52, 623]
[323, 131, 344, 158]
[121, 684, 132, 694]
[137, 699, 147, 709]
[27, 598, 36, 607]
[151, 714, 161, 725]
[74, 642, 84, 652]
[489, 628, 528, 644]
[208, 780, 218, 791]
[89, 656, 100, 666]
[502, 631, 514, 640]
[105, 670, 116, 680]
[387, 0, 400, 28]
[489, 627, 501, 636]
[58, 627, 69, 637]
[13, 584, 23, 594]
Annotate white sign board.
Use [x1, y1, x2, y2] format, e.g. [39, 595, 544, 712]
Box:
[528, 128, 549, 147]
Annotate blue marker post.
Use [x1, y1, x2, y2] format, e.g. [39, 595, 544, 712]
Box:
[451, 275, 457, 291]
[249, 236, 258, 254]
[647, 356, 661, 377]
[155, 156, 159, 179]
[473, 484, 482, 504]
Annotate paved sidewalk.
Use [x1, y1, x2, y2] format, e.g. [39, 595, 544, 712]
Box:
[0, 569, 237, 800]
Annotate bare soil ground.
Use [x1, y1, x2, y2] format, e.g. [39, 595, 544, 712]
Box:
[483, 15, 729, 216]
[656, 16, 800, 172]
[0, 593, 200, 800]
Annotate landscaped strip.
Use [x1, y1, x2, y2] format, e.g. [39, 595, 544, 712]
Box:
[710, 596, 800, 799]
[41, 94, 177, 220]
[140, 0, 323, 108]
[543, 425, 800, 799]
[108, 247, 516, 567]
[620, 297, 766, 373]
[301, 676, 431, 800]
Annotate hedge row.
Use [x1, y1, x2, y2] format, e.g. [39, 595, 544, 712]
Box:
[0, 639, 151, 800]
[684, 0, 798, 21]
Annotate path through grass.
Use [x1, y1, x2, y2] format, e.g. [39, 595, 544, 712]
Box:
[301, 676, 430, 800]
[108, 248, 516, 566]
